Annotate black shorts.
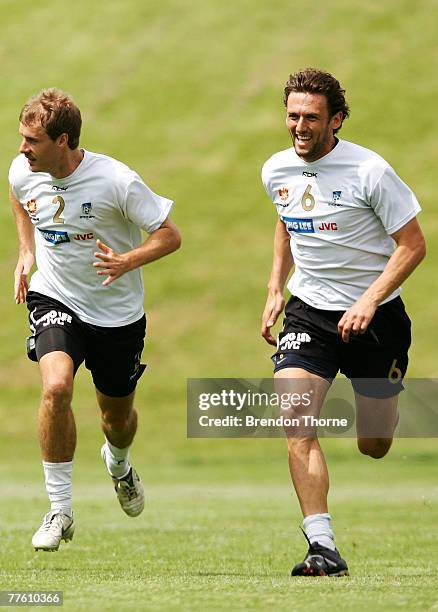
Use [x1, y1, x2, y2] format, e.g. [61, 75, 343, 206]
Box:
[27, 291, 147, 397]
[272, 296, 411, 398]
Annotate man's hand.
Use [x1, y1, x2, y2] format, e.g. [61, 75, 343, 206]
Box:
[337, 294, 378, 343]
[261, 290, 285, 346]
[93, 219, 181, 287]
[93, 239, 131, 286]
[14, 251, 35, 304]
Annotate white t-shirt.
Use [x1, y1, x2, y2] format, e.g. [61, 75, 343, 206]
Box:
[9, 150, 173, 326]
[262, 139, 421, 310]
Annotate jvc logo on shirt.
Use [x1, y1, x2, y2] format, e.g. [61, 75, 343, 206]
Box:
[73, 232, 94, 241]
[38, 228, 70, 245]
[282, 217, 315, 234]
[279, 332, 311, 350]
[318, 222, 338, 231]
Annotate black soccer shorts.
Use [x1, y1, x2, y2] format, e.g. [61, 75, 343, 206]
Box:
[26, 291, 146, 397]
[272, 295, 411, 398]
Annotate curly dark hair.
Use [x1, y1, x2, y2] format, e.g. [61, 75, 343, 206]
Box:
[19, 88, 82, 149]
[284, 68, 350, 133]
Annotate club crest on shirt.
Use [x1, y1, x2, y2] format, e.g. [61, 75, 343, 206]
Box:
[332, 190, 342, 203]
[278, 187, 289, 202]
[26, 199, 38, 214]
[80, 202, 95, 219]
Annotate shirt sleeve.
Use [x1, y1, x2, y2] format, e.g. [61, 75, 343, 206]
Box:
[122, 174, 174, 233]
[261, 161, 274, 201]
[369, 166, 421, 235]
[8, 156, 24, 202]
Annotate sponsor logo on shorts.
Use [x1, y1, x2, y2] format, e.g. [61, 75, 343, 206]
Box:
[279, 332, 311, 350]
[282, 217, 315, 234]
[38, 228, 70, 244]
[32, 309, 73, 328]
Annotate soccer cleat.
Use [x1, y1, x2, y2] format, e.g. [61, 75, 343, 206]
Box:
[111, 468, 145, 517]
[32, 510, 75, 552]
[291, 529, 349, 577]
[101, 446, 144, 517]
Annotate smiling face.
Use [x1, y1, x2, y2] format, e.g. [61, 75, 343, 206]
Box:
[286, 92, 343, 162]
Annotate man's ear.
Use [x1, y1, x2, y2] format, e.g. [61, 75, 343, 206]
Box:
[331, 111, 343, 132]
[57, 132, 69, 148]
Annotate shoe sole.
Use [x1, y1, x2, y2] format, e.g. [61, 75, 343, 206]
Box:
[291, 566, 349, 577]
[33, 524, 75, 552]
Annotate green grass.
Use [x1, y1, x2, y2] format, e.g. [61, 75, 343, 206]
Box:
[0, 442, 437, 611]
[0, 0, 437, 609]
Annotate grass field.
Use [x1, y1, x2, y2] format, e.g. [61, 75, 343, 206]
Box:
[0, 0, 437, 610]
[0, 441, 437, 611]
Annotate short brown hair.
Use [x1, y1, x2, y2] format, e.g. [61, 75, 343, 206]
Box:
[284, 68, 350, 134]
[19, 88, 82, 149]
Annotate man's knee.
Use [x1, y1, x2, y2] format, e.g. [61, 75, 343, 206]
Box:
[101, 404, 136, 433]
[102, 411, 132, 432]
[42, 377, 73, 410]
[357, 437, 393, 459]
[97, 390, 136, 430]
[287, 436, 318, 456]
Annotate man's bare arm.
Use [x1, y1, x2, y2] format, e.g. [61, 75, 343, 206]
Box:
[93, 217, 181, 286]
[338, 217, 426, 343]
[10, 188, 35, 304]
[261, 218, 294, 345]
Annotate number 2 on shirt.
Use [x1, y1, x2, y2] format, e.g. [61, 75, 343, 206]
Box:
[52, 195, 65, 224]
[301, 184, 315, 211]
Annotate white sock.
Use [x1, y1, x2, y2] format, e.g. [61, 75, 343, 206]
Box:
[42, 461, 73, 517]
[103, 439, 131, 478]
[303, 513, 336, 551]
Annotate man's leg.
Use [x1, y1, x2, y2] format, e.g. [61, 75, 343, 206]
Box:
[275, 368, 348, 576]
[39, 351, 76, 462]
[355, 392, 399, 459]
[97, 389, 144, 517]
[97, 389, 136, 476]
[32, 351, 76, 551]
[275, 369, 331, 514]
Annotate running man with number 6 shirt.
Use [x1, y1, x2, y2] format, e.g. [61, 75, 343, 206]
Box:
[9, 89, 181, 551]
[261, 69, 425, 576]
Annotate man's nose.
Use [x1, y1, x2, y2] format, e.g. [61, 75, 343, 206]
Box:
[19, 139, 29, 154]
[296, 117, 307, 132]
